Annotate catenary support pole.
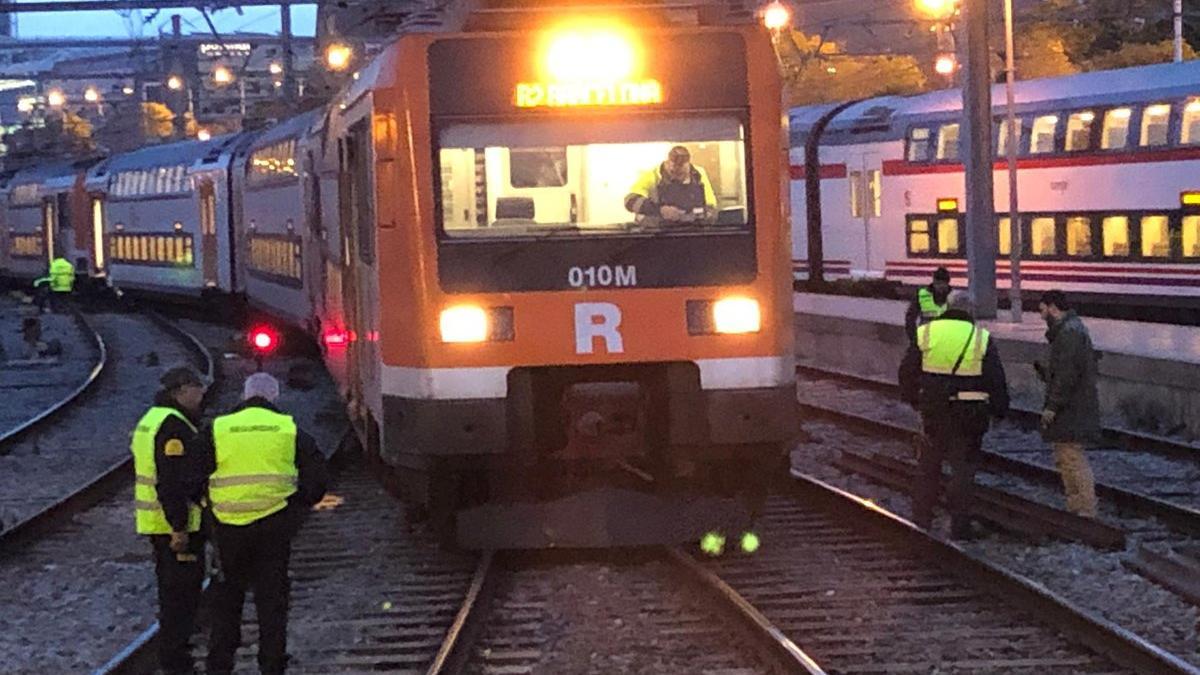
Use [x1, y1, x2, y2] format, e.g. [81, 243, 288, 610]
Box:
[1176, 0, 1185, 63]
[1004, 0, 1021, 322]
[960, 0, 997, 318]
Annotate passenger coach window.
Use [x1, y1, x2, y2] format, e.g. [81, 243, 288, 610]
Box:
[1182, 99, 1200, 144]
[907, 128, 931, 161]
[437, 116, 749, 237]
[997, 217, 1011, 256]
[997, 119, 1022, 156]
[1102, 108, 1132, 149]
[908, 218, 931, 254]
[1141, 104, 1171, 147]
[937, 217, 959, 254]
[1141, 215, 1170, 257]
[1102, 216, 1130, 256]
[1066, 216, 1093, 256]
[1065, 112, 1095, 151]
[849, 170, 862, 218]
[1183, 216, 1200, 258]
[1031, 217, 1056, 255]
[1030, 115, 1058, 154]
[936, 124, 960, 160]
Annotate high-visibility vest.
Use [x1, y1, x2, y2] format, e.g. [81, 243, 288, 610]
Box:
[131, 407, 201, 535]
[49, 258, 74, 293]
[917, 318, 990, 377]
[917, 287, 947, 321]
[210, 407, 298, 526]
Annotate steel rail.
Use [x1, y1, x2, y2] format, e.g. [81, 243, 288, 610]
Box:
[0, 308, 107, 451]
[788, 470, 1200, 674]
[424, 551, 497, 675]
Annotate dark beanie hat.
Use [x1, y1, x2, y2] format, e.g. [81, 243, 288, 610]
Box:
[932, 267, 951, 282]
[160, 366, 204, 391]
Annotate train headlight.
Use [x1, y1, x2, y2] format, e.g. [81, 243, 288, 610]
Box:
[544, 27, 639, 82]
[440, 305, 489, 343]
[712, 297, 761, 335]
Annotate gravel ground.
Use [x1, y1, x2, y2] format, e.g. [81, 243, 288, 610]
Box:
[0, 312, 195, 531]
[791, 417, 1200, 667]
[0, 298, 95, 436]
[470, 555, 769, 674]
[0, 318, 345, 674]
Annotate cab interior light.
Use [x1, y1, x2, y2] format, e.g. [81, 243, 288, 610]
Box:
[440, 305, 489, 343]
[713, 297, 761, 335]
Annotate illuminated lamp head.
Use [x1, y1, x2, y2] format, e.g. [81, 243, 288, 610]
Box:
[248, 326, 280, 354]
[542, 24, 641, 83]
[699, 531, 726, 556]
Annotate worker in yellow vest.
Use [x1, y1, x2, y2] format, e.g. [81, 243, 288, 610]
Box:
[198, 373, 328, 675]
[33, 256, 76, 313]
[130, 366, 208, 675]
[904, 266, 951, 344]
[899, 292, 1009, 539]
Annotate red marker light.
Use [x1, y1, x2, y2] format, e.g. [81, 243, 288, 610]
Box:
[323, 329, 348, 346]
[248, 327, 279, 353]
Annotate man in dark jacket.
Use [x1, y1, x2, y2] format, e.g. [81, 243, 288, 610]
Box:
[899, 292, 1009, 538]
[904, 266, 952, 344]
[193, 372, 329, 675]
[1037, 290, 1100, 517]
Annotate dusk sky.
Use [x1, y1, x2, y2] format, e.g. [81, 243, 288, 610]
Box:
[13, 5, 317, 38]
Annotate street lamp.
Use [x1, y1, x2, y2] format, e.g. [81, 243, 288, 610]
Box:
[47, 89, 65, 107]
[197, 128, 211, 142]
[17, 96, 35, 113]
[83, 87, 99, 103]
[325, 43, 353, 71]
[213, 65, 233, 85]
[761, 1, 791, 31]
[268, 61, 283, 75]
[915, 0, 956, 20]
[167, 75, 184, 91]
[934, 53, 956, 76]
[1002, 0, 1022, 321]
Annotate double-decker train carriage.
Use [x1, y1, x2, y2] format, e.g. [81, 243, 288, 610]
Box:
[1, 160, 94, 282]
[321, 1, 795, 547]
[791, 60, 1200, 311]
[91, 136, 250, 298]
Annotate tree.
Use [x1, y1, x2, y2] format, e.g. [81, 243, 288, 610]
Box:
[59, 111, 95, 153]
[776, 32, 929, 106]
[1012, 23, 1081, 80]
[1084, 39, 1198, 70]
[141, 102, 197, 141]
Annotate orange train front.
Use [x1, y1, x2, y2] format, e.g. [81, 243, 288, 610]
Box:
[324, 4, 796, 548]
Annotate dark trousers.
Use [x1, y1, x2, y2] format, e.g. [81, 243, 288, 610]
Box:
[912, 403, 990, 537]
[150, 533, 206, 675]
[206, 509, 294, 675]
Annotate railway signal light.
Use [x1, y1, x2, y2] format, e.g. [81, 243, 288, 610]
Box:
[934, 53, 957, 76]
[248, 326, 280, 371]
[760, 1, 791, 31]
[700, 531, 726, 556]
[740, 531, 761, 554]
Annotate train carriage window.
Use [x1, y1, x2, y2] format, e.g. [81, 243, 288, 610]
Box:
[848, 170, 861, 217]
[1182, 99, 1200, 144]
[1030, 217, 1056, 255]
[1140, 215, 1170, 257]
[997, 217, 1011, 256]
[997, 119, 1022, 157]
[437, 115, 748, 237]
[1183, 216, 1200, 258]
[1066, 216, 1093, 256]
[1102, 108, 1132, 149]
[1102, 216, 1130, 256]
[867, 170, 881, 218]
[1030, 115, 1059, 154]
[907, 127, 931, 162]
[936, 123, 960, 161]
[908, 218, 930, 254]
[1140, 104, 1171, 147]
[937, 217, 959, 254]
[1065, 112, 1095, 151]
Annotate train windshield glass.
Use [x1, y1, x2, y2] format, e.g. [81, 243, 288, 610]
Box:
[437, 115, 749, 238]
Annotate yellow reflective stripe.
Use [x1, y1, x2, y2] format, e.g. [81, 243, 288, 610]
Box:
[952, 391, 990, 401]
[213, 499, 287, 513]
[134, 499, 162, 511]
[209, 474, 298, 488]
[135, 475, 156, 486]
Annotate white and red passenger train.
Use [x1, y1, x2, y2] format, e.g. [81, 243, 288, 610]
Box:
[0, 1, 795, 548]
[790, 60, 1200, 309]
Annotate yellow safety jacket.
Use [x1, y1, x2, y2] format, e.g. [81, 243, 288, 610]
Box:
[917, 318, 990, 379]
[628, 164, 717, 211]
[917, 287, 947, 321]
[210, 407, 298, 526]
[131, 407, 202, 534]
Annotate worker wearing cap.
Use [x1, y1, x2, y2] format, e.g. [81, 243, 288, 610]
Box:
[130, 365, 208, 675]
[33, 256, 76, 313]
[899, 292, 1009, 539]
[905, 267, 952, 344]
[199, 373, 328, 675]
[624, 145, 718, 225]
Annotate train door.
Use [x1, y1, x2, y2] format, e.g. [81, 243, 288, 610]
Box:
[847, 152, 883, 275]
[198, 180, 219, 286]
[90, 195, 106, 275]
[338, 132, 365, 422]
[304, 151, 327, 317]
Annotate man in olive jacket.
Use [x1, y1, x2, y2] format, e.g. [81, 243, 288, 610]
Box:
[1037, 290, 1100, 518]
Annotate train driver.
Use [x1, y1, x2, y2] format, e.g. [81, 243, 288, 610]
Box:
[624, 145, 717, 225]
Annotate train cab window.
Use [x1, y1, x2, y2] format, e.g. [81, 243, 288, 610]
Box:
[907, 127, 931, 162]
[1102, 216, 1131, 256]
[1066, 216, 1093, 256]
[1030, 116, 1058, 154]
[996, 119, 1022, 156]
[437, 115, 748, 237]
[1030, 217, 1056, 255]
[1065, 112, 1095, 151]
[936, 123, 960, 160]
[937, 217, 959, 254]
[1182, 99, 1200, 144]
[1140, 215, 1170, 257]
[1140, 104, 1171, 147]
[908, 218, 931, 254]
[997, 217, 1011, 256]
[1183, 216, 1200, 258]
[1101, 108, 1132, 149]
